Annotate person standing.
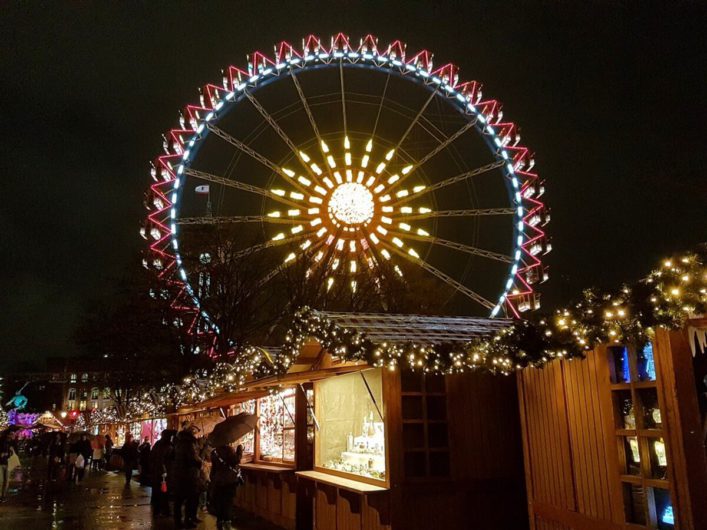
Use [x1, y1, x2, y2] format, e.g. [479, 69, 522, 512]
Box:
[47, 434, 65, 481]
[121, 433, 139, 487]
[210, 443, 243, 530]
[172, 422, 202, 529]
[77, 434, 92, 472]
[149, 429, 174, 517]
[138, 437, 151, 485]
[0, 432, 18, 501]
[91, 436, 104, 471]
[104, 434, 113, 468]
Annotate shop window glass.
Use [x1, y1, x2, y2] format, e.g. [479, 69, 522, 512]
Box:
[258, 389, 295, 463]
[315, 369, 385, 481]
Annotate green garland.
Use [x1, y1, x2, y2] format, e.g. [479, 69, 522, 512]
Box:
[155, 246, 706, 407]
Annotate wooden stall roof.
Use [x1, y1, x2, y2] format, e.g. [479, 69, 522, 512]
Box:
[316, 310, 513, 344]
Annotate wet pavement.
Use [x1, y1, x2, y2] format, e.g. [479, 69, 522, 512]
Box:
[0, 463, 282, 530]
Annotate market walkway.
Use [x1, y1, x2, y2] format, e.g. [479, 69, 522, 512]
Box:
[0, 465, 282, 530]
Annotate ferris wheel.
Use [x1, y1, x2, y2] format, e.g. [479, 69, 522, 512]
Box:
[142, 33, 550, 345]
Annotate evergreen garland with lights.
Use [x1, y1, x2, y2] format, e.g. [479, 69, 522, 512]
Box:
[155, 246, 707, 406]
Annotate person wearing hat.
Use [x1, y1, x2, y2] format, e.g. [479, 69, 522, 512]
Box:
[172, 421, 202, 529]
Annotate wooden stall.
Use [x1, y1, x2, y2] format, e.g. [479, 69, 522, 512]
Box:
[517, 319, 707, 530]
[218, 311, 529, 530]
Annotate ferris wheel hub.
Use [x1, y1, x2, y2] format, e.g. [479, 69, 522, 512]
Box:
[328, 182, 375, 227]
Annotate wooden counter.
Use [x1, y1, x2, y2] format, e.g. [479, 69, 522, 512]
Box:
[296, 470, 388, 494]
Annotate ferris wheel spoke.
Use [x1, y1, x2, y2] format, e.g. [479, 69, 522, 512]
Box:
[176, 215, 303, 226]
[400, 208, 516, 221]
[232, 232, 309, 260]
[184, 167, 302, 208]
[391, 230, 513, 263]
[393, 89, 438, 151]
[371, 73, 390, 139]
[339, 61, 348, 136]
[380, 242, 495, 310]
[389, 118, 477, 192]
[254, 239, 327, 290]
[243, 90, 324, 186]
[391, 160, 505, 206]
[290, 70, 332, 168]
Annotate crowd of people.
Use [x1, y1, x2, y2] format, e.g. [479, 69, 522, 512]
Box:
[0, 421, 245, 530]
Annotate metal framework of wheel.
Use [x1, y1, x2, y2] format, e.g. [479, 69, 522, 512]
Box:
[142, 33, 550, 348]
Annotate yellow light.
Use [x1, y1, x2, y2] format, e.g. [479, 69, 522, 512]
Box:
[417, 228, 429, 236]
[357, 171, 365, 183]
[267, 211, 281, 217]
[396, 189, 409, 198]
[299, 151, 311, 162]
[385, 149, 395, 161]
[298, 176, 311, 186]
[392, 237, 404, 247]
[400, 206, 412, 214]
[321, 140, 330, 153]
[323, 177, 334, 188]
[336, 239, 345, 251]
[381, 249, 391, 260]
[365, 139, 373, 152]
[316, 227, 327, 237]
[311, 218, 322, 226]
[402, 165, 413, 175]
[301, 240, 311, 250]
[314, 185, 327, 195]
[399, 223, 411, 231]
[350, 261, 357, 273]
[349, 240, 356, 252]
[309, 196, 323, 204]
[345, 153, 352, 166]
[351, 280, 357, 292]
[361, 154, 369, 168]
[375, 162, 386, 174]
[388, 175, 400, 184]
[271, 189, 286, 196]
[382, 206, 394, 213]
[282, 168, 295, 177]
[272, 233, 285, 241]
[369, 233, 380, 244]
[366, 176, 376, 187]
[374, 184, 385, 194]
[291, 225, 303, 234]
[381, 216, 392, 224]
[346, 169, 353, 182]
[332, 258, 340, 270]
[310, 163, 323, 175]
[327, 277, 334, 290]
[670, 287, 680, 296]
[419, 207, 431, 214]
[327, 155, 336, 168]
[413, 185, 425, 193]
[376, 226, 388, 235]
[287, 209, 300, 216]
[290, 192, 304, 200]
[334, 171, 343, 184]
[379, 194, 391, 202]
[284, 253, 296, 263]
[408, 248, 419, 258]
[344, 136, 351, 150]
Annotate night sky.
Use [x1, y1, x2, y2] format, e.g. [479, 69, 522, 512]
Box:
[2, 2, 705, 367]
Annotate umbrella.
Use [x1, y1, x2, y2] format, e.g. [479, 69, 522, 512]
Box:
[208, 412, 257, 447]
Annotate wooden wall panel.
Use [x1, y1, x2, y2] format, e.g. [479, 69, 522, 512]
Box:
[314, 484, 337, 530]
[563, 354, 613, 521]
[519, 361, 576, 512]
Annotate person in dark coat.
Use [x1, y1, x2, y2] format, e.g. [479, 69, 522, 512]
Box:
[47, 434, 65, 481]
[0, 433, 18, 501]
[148, 430, 174, 517]
[121, 433, 139, 486]
[104, 434, 113, 464]
[210, 444, 243, 530]
[172, 422, 202, 529]
[138, 437, 151, 485]
[76, 434, 92, 468]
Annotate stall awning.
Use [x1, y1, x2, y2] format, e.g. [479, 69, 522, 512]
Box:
[315, 310, 513, 345]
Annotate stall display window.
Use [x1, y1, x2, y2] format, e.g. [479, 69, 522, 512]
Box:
[258, 389, 295, 463]
[315, 369, 386, 482]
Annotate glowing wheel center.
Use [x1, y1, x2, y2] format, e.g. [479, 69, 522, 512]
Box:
[328, 183, 375, 226]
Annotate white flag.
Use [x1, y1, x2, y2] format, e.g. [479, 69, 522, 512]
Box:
[195, 185, 210, 194]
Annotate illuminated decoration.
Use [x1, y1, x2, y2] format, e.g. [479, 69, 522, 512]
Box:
[144, 246, 706, 408]
[143, 32, 552, 354]
[0, 408, 8, 429]
[662, 505, 674, 526]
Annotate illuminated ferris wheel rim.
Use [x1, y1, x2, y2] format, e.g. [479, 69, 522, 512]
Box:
[145, 33, 549, 339]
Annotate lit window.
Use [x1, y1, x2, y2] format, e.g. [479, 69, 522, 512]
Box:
[91, 401, 98, 410]
[258, 388, 296, 463]
[68, 388, 77, 401]
[70, 373, 77, 383]
[103, 387, 111, 399]
[79, 400, 87, 411]
[81, 373, 89, 382]
[68, 400, 76, 410]
[91, 388, 99, 400]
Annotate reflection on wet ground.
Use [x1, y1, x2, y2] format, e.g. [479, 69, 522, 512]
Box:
[0, 463, 281, 530]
